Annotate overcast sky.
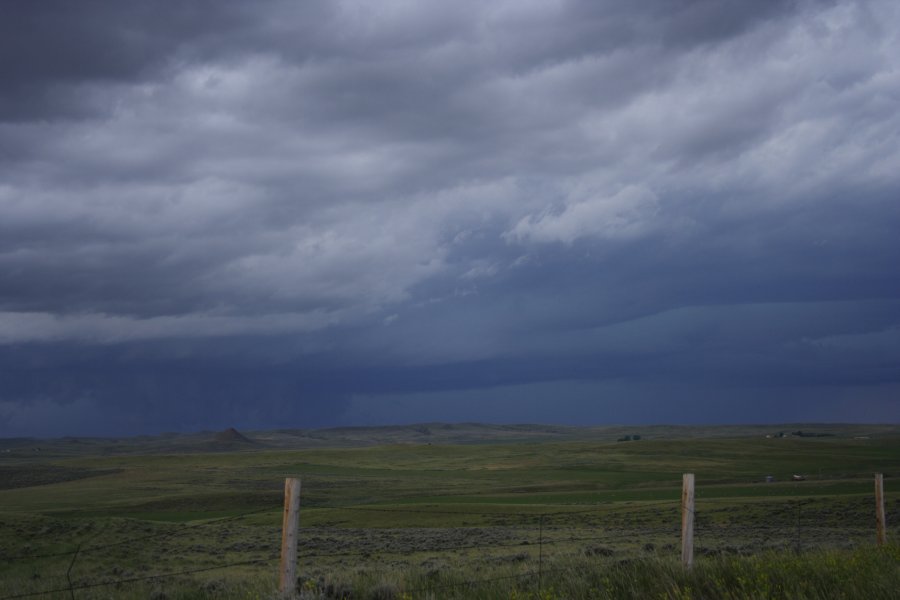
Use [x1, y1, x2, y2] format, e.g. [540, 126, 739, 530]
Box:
[1, 0, 899, 437]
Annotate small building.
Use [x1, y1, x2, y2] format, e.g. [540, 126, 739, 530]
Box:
[765, 475, 775, 483]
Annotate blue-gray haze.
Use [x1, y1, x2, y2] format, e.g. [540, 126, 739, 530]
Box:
[1, 0, 899, 437]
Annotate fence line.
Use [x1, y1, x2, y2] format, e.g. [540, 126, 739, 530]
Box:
[0, 506, 282, 600]
[328, 498, 683, 518]
[407, 568, 546, 595]
[0, 558, 276, 600]
[408, 570, 532, 595]
[1, 474, 892, 598]
[297, 537, 539, 560]
[0, 505, 277, 563]
[337, 505, 540, 518]
[292, 527, 680, 563]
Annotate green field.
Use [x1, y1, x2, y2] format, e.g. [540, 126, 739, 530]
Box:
[1, 424, 898, 598]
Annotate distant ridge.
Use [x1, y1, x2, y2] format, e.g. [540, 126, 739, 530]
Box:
[212, 427, 255, 445]
[4, 423, 899, 457]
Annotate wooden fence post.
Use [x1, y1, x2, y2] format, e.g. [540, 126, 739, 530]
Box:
[681, 473, 695, 568]
[280, 477, 301, 597]
[875, 473, 886, 546]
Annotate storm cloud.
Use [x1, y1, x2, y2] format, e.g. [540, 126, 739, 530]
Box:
[1, 0, 899, 436]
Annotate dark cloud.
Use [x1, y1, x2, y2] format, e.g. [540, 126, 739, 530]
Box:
[0, 1, 244, 120]
[1, 0, 898, 436]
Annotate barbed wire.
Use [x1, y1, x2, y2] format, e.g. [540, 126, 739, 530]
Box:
[404, 565, 586, 595]
[3, 495, 876, 564]
[298, 536, 540, 561]
[336, 504, 537, 518]
[406, 569, 540, 595]
[0, 558, 276, 600]
[1, 477, 887, 600]
[0, 505, 277, 562]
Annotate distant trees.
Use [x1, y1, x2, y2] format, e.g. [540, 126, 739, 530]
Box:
[617, 434, 641, 442]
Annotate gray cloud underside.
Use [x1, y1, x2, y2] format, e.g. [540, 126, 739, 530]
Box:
[1, 0, 899, 434]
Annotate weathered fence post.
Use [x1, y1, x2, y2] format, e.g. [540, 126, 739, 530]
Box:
[875, 473, 886, 546]
[280, 477, 301, 597]
[681, 473, 695, 568]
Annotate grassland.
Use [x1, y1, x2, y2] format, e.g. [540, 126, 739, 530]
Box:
[1, 423, 898, 598]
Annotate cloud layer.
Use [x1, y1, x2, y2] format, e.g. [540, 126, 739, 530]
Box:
[1, 0, 899, 435]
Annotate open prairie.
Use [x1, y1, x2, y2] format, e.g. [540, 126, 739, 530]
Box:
[1, 424, 899, 599]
